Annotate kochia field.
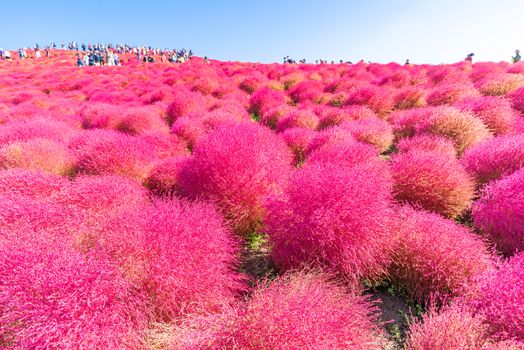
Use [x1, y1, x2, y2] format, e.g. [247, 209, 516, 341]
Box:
[0, 50, 523, 349]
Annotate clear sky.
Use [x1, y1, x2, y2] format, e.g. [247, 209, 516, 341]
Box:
[2, 0, 523, 64]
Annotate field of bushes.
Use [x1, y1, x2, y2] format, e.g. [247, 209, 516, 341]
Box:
[0, 51, 523, 349]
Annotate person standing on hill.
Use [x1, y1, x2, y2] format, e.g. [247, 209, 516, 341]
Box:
[513, 50, 521, 63]
[465, 53, 474, 62]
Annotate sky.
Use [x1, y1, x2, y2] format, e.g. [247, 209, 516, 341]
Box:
[2, 0, 523, 64]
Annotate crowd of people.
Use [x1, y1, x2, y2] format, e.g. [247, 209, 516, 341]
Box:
[0, 42, 194, 66]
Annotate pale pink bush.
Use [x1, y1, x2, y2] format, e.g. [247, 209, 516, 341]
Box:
[100, 199, 245, 320]
[0, 138, 74, 175]
[339, 117, 394, 152]
[415, 106, 492, 155]
[0, 240, 148, 349]
[461, 134, 524, 185]
[389, 206, 494, 304]
[472, 168, 524, 255]
[391, 150, 475, 218]
[177, 122, 293, 235]
[276, 108, 320, 132]
[455, 96, 516, 135]
[264, 162, 393, 288]
[427, 83, 480, 106]
[396, 134, 457, 157]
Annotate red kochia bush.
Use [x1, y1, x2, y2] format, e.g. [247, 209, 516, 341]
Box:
[339, 117, 394, 152]
[389, 206, 494, 304]
[173, 272, 385, 350]
[100, 199, 245, 321]
[472, 168, 524, 255]
[462, 134, 524, 185]
[276, 108, 320, 132]
[165, 89, 206, 126]
[116, 105, 169, 135]
[415, 107, 492, 155]
[0, 117, 77, 146]
[306, 139, 381, 170]
[464, 252, 524, 342]
[427, 83, 479, 106]
[391, 150, 475, 218]
[177, 122, 293, 235]
[0, 138, 74, 175]
[396, 134, 457, 157]
[264, 162, 393, 288]
[0, 241, 147, 349]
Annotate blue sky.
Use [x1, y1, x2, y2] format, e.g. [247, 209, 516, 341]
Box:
[2, 0, 523, 64]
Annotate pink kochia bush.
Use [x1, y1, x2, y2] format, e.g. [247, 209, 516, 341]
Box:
[100, 199, 245, 321]
[389, 206, 494, 304]
[461, 134, 524, 186]
[264, 162, 393, 288]
[404, 305, 520, 350]
[463, 252, 524, 342]
[173, 272, 385, 350]
[391, 150, 475, 218]
[0, 168, 67, 200]
[396, 134, 457, 158]
[0, 138, 74, 175]
[177, 122, 293, 235]
[68, 129, 156, 180]
[454, 96, 516, 135]
[144, 156, 189, 196]
[0, 240, 147, 349]
[414, 106, 492, 155]
[472, 168, 524, 255]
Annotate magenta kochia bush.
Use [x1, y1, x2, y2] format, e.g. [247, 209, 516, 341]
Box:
[264, 162, 393, 288]
[391, 150, 475, 218]
[461, 134, 524, 186]
[464, 252, 524, 342]
[472, 168, 524, 255]
[174, 272, 385, 350]
[100, 199, 245, 321]
[389, 206, 494, 304]
[454, 96, 516, 135]
[177, 122, 293, 235]
[144, 156, 189, 196]
[0, 240, 148, 349]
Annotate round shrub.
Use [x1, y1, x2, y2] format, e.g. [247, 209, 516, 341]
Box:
[144, 156, 189, 196]
[280, 127, 316, 166]
[464, 252, 524, 342]
[306, 139, 381, 170]
[0, 168, 67, 200]
[276, 108, 320, 132]
[68, 129, 155, 180]
[462, 134, 524, 185]
[405, 305, 499, 350]
[454, 96, 516, 135]
[265, 162, 393, 288]
[339, 117, 394, 152]
[415, 107, 492, 155]
[396, 134, 457, 157]
[427, 83, 480, 106]
[100, 199, 245, 321]
[173, 272, 386, 350]
[472, 168, 524, 255]
[510, 86, 524, 113]
[116, 105, 169, 135]
[177, 122, 293, 235]
[0, 240, 147, 349]
[0, 138, 74, 175]
[391, 150, 475, 218]
[389, 206, 494, 304]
